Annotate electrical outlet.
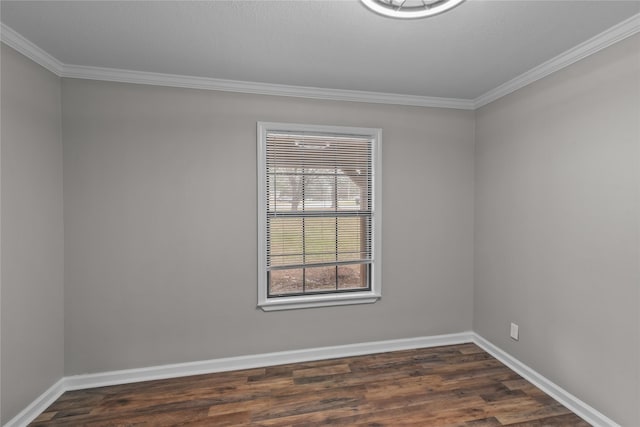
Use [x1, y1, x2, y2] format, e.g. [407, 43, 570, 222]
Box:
[510, 322, 519, 341]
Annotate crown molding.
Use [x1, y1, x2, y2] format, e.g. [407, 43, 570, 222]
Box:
[0, 23, 64, 75]
[60, 63, 476, 109]
[474, 12, 640, 109]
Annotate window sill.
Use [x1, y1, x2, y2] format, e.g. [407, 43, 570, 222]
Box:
[258, 291, 381, 311]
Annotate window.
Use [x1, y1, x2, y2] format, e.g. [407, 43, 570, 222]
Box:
[258, 122, 381, 311]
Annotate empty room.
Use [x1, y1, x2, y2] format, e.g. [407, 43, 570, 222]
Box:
[1, 1, 638, 426]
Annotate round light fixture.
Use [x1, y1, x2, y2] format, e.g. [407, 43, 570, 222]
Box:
[361, 0, 465, 19]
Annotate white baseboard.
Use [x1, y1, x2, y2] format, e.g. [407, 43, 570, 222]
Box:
[5, 332, 621, 427]
[64, 332, 473, 391]
[3, 378, 66, 427]
[5, 332, 472, 426]
[472, 333, 621, 427]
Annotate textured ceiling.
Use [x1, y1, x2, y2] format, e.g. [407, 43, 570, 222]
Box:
[1, 1, 638, 100]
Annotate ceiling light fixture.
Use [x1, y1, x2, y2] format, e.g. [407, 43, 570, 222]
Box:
[361, 0, 465, 19]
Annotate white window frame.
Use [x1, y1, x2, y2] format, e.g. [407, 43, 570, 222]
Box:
[257, 122, 382, 311]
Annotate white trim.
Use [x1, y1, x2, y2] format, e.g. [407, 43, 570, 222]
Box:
[472, 333, 622, 427]
[3, 378, 66, 427]
[474, 13, 640, 108]
[259, 294, 380, 311]
[0, 23, 64, 75]
[64, 332, 472, 392]
[61, 64, 475, 110]
[256, 122, 382, 311]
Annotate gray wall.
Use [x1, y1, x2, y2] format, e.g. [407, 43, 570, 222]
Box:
[1, 44, 64, 424]
[62, 79, 475, 375]
[475, 34, 639, 426]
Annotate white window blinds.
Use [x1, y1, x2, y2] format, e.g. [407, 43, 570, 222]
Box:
[265, 131, 374, 296]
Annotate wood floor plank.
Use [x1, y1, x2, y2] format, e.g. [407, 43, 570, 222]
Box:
[29, 344, 589, 426]
[292, 363, 352, 378]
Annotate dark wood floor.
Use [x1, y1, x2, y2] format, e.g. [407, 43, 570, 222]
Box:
[30, 343, 589, 426]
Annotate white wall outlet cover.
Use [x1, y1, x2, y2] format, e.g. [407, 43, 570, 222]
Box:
[510, 323, 519, 340]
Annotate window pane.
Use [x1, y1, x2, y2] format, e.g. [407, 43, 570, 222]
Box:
[304, 217, 337, 264]
[270, 172, 304, 212]
[336, 174, 363, 211]
[268, 217, 303, 267]
[305, 266, 337, 292]
[337, 217, 370, 262]
[338, 265, 368, 290]
[269, 269, 303, 295]
[303, 170, 335, 211]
